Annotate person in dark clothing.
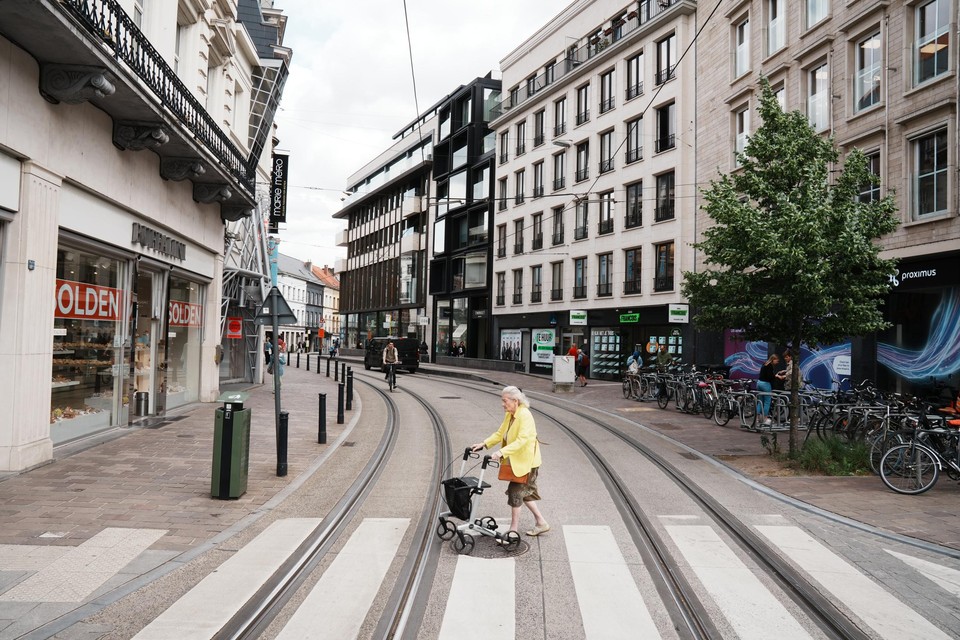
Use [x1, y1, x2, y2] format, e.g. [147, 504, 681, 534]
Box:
[757, 354, 780, 424]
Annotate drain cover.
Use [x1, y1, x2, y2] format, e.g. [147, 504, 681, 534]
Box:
[342, 441, 356, 447]
[449, 537, 530, 558]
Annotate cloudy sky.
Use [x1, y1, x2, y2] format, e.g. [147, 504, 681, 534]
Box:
[271, 0, 572, 267]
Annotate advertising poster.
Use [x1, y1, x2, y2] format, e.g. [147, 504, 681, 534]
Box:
[500, 330, 522, 361]
[722, 329, 851, 389]
[532, 328, 556, 364]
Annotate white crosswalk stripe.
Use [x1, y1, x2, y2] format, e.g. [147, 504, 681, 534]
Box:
[665, 524, 812, 639]
[277, 518, 409, 639]
[134, 518, 321, 640]
[886, 549, 960, 599]
[564, 525, 660, 639]
[756, 526, 952, 640]
[438, 554, 515, 640]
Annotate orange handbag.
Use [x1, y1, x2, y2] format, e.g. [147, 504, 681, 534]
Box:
[498, 459, 528, 484]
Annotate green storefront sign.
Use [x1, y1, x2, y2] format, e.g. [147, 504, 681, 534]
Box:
[619, 313, 640, 323]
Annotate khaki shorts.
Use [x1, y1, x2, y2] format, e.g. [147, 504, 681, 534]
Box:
[505, 466, 540, 507]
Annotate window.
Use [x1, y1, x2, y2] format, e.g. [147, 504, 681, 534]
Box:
[858, 151, 881, 203]
[499, 131, 509, 164]
[597, 253, 613, 296]
[532, 212, 544, 249]
[553, 152, 566, 190]
[514, 219, 525, 254]
[554, 98, 567, 136]
[515, 169, 525, 204]
[625, 181, 643, 228]
[534, 110, 546, 147]
[735, 106, 750, 166]
[452, 139, 468, 169]
[915, 0, 950, 84]
[575, 141, 590, 182]
[551, 262, 563, 300]
[626, 117, 643, 163]
[598, 192, 614, 234]
[655, 171, 675, 221]
[600, 130, 615, 173]
[807, 62, 829, 132]
[914, 128, 948, 219]
[497, 224, 507, 257]
[656, 33, 677, 84]
[600, 70, 615, 113]
[134, 0, 145, 27]
[515, 121, 526, 156]
[472, 167, 488, 201]
[468, 209, 487, 245]
[496, 272, 505, 305]
[526, 75, 537, 99]
[533, 161, 544, 198]
[531, 265, 543, 303]
[655, 102, 675, 152]
[855, 32, 882, 112]
[457, 95, 472, 128]
[624, 247, 642, 294]
[654, 241, 675, 291]
[626, 53, 643, 100]
[735, 18, 750, 77]
[575, 199, 589, 239]
[552, 206, 565, 245]
[574, 258, 587, 299]
[768, 0, 785, 55]
[497, 177, 508, 211]
[512, 269, 523, 304]
[545, 60, 556, 85]
[806, 0, 828, 29]
[773, 84, 786, 109]
[576, 84, 591, 125]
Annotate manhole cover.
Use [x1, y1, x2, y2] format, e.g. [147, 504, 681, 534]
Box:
[342, 441, 356, 447]
[448, 537, 530, 558]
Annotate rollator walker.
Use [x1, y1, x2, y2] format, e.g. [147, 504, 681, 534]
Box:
[436, 448, 522, 555]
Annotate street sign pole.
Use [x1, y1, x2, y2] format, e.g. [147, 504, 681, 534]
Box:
[271, 287, 282, 473]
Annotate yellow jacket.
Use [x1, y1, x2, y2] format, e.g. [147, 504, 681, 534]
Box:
[483, 406, 541, 476]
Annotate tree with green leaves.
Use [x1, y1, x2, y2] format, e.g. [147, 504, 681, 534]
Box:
[682, 79, 899, 455]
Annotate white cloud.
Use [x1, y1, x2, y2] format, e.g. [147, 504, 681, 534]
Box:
[270, 0, 571, 266]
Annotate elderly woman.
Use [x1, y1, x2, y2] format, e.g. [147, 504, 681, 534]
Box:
[471, 386, 550, 537]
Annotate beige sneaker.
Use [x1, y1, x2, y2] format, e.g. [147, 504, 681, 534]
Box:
[526, 523, 551, 537]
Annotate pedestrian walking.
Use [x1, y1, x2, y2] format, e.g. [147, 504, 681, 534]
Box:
[576, 348, 589, 387]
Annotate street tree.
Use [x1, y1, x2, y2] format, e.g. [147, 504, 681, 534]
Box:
[682, 79, 899, 455]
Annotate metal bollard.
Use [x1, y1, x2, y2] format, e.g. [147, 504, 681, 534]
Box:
[326, 357, 331, 377]
[277, 411, 289, 477]
[318, 393, 327, 444]
[334, 359, 339, 382]
[306, 353, 310, 372]
[346, 368, 353, 411]
[341, 362, 346, 382]
[296, 352, 300, 368]
[337, 383, 345, 424]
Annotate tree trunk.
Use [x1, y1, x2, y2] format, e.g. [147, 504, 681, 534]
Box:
[788, 341, 802, 457]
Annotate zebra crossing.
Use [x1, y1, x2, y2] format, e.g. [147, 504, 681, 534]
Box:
[1, 518, 955, 639]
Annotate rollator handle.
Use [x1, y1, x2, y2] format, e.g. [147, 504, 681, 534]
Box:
[462, 447, 473, 460]
[481, 455, 493, 468]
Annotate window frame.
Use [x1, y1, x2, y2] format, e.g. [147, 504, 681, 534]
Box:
[912, 127, 949, 219]
[854, 31, 882, 113]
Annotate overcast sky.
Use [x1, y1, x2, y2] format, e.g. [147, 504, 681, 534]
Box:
[271, 0, 572, 267]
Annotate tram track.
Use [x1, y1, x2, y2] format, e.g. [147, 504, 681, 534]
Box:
[428, 374, 872, 640]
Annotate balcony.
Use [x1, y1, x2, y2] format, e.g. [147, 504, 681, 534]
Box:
[334, 257, 347, 273]
[574, 226, 588, 240]
[597, 283, 613, 297]
[552, 230, 565, 245]
[400, 231, 421, 254]
[498, 199, 508, 212]
[532, 233, 543, 250]
[512, 293, 523, 304]
[335, 229, 349, 247]
[534, 133, 545, 147]
[654, 275, 674, 292]
[598, 219, 614, 235]
[573, 285, 587, 299]
[575, 168, 589, 182]
[0, 0, 275, 218]
[516, 143, 526, 156]
[600, 159, 614, 173]
[553, 177, 566, 190]
[626, 82, 643, 100]
[533, 185, 544, 198]
[576, 110, 590, 126]
[497, 246, 507, 258]
[531, 290, 542, 303]
[551, 288, 563, 301]
[655, 202, 675, 222]
[554, 123, 567, 137]
[626, 147, 643, 163]
[515, 193, 525, 205]
[499, 151, 509, 164]
[625, 208, 642, 228]
[496, 294, 505, 306]
[599, 97, 615, 113]
[514, 242, 524, 255]
[655, 66, 677, 86]
[401, 195, 422, 218]
[655, 134, 675, 153]
[624, 279, 641, 294]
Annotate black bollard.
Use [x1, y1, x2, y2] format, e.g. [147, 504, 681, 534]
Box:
[326, 357, 331, 377]
[277, 411, 289, 477]
[306, 353, 310, 372]
[334, 359, 339, 382]
[318, 393, 327, 444]
[346, 368, 353, 411]
[337, 383, 345, 424]
[341, 362, 346, 382]
[296, 352, 300, 368]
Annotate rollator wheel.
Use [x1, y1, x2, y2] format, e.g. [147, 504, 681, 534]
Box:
[453, 532, 475, 555]
[436, 520, 457, 540]
[480, 516, 498, 531]
[500, 530, 521, 551]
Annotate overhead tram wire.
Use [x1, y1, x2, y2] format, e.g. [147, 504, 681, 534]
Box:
[402, 0, 427, 165]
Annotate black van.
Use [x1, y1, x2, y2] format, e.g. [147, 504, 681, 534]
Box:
[364, 337, 420, 373]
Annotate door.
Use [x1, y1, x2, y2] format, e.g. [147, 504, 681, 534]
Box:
[129, 268, 169, 419]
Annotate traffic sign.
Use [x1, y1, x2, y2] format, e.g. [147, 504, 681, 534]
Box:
[253, 287, 298, 326]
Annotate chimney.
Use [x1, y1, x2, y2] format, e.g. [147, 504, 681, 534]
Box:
[305, 261, 313, 271]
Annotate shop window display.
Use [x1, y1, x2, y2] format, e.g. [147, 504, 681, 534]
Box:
[166, 276, 203, 408]
[52, 248, 128, 443]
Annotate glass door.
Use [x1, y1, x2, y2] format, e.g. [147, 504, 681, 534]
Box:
[129, 268, 168, 419]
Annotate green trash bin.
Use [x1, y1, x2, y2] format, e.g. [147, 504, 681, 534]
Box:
[212, 391, 251, 499]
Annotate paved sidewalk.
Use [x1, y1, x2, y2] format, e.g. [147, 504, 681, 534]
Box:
[1, 356, 958, 637]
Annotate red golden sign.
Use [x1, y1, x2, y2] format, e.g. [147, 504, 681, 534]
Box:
[55, 279, 123, 321]
[226, 316, 243, 339]
[169, 300, 203, 327]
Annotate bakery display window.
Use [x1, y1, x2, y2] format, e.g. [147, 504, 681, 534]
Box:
[52, 247, 128, 444]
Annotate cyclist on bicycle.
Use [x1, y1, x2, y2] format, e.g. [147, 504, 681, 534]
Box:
[382, 340, 399, 384]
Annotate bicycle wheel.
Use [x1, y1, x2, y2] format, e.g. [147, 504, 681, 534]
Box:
[701, 393, 715, 419]
[741, 397, 757, 429]
[622, 379, 632, 399]
[880, 444, 938, 494]
[657, 386, 670, 409]
[713, 397, 733, 427]
[869, 431, 904, 475]
[636, 377, 649, 401]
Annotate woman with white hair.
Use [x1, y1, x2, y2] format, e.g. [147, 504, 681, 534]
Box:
[471, 386, 550, 537]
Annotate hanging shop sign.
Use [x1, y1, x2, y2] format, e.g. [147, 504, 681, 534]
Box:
[270, 153, 289, 226]
[668, 303, 689, 324]
[168, 300, 203, 328]
[226, 317, 243, 339]
[131, 223, 186, 261]
[569, 309, 588, 325]
[54, 279, 123, 321]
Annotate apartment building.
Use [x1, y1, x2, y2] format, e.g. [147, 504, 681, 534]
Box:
[490, 0, 698, 379]
[695, 0, 959, 394]
[0, 0, 288, 471]
[311, 264, 341, 351]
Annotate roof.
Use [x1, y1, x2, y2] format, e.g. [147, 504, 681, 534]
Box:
[276, 253, 323, 284]
[311, 265, 340, 290]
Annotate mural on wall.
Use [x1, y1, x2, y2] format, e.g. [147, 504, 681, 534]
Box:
[878, 287, 960, 381]
[723, 330, 851, 390]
